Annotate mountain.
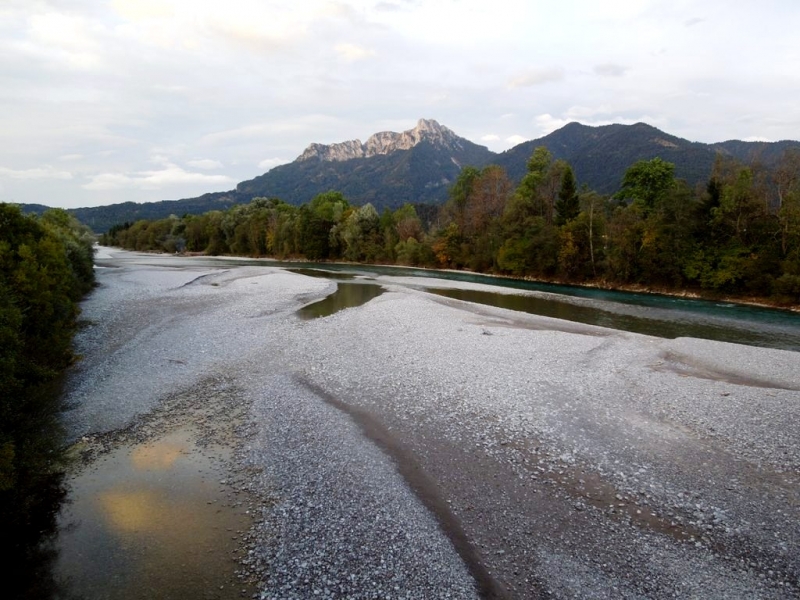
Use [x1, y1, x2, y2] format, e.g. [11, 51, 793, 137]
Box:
[18, 120, 800, 232]
[234, 118, 494, 207]
[494, 122, 800, 195]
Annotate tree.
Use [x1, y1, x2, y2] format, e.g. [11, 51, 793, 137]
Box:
[340, 203, 382, 262]
[618, 157, 676, 211]
[443, 166, 480, 232]
[555, 165, 580, 226]
[1, 204, 95, 594]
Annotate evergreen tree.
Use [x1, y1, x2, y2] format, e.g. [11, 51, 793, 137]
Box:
[555, 165, 580, 225]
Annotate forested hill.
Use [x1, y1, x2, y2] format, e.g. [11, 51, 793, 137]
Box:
[20, 121, 800, 232]
[493, 122, 800, 194]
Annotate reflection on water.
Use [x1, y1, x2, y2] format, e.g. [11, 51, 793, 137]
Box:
[429, 288, 800, 352]
[287, 268, 356, 280]
[297, 282, 384, 320]
[55, 428, 252, 600]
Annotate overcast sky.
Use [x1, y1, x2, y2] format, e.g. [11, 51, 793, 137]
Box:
[2, 0, 799, 209]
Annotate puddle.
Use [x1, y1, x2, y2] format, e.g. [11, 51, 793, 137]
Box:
[54, 426, 254, 600]
[297, 282, 384, 320]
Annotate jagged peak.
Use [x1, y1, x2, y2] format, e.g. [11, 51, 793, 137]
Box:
[296, 118, 462, 163]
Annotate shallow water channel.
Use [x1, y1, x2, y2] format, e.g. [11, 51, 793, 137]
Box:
[296, 281, 384, 320]
[55, 426, 253, 600]
[283, 264, 800, 351]
[123, 256, 800, 351]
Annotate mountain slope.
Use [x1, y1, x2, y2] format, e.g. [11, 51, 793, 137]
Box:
[236, 119, 494, 207]
[495, 122, 720, 193]
[19, 120, 800, 232]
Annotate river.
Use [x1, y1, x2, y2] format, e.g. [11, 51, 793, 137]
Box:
[30, 249, 800, 599]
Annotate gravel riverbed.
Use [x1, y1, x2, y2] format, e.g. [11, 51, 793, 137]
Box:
[62, 248, 800, 599]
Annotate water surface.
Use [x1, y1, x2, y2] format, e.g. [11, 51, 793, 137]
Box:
[55, 427, 253, 599]
[428, 288, 800, 351]
[297, 282, 384, 320]
[99, 251, 800, 351]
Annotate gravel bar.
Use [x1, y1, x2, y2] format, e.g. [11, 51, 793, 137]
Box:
[63, 248, 800, 599]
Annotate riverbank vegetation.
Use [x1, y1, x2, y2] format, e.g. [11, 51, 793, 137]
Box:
[100, 149, 800, 306]
[0, 203, 95, 596]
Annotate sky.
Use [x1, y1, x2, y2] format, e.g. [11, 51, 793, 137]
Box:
[2, 0, 800, 209]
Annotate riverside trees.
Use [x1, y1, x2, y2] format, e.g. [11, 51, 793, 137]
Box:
[102, 148, 800, 304]
[1, 204, 95, 595]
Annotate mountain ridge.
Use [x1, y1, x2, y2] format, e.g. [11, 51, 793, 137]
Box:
[297, 118, 471, 162]
[17, 120, 800, 232]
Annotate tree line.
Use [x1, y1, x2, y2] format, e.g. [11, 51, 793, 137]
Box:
[101, 148, 800, 304]
[0, 203, 95, 596]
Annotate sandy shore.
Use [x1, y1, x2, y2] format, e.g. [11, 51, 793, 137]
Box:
[62, 247, 800, 599]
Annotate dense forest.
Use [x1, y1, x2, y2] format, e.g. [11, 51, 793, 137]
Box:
[101, 149, 800, 305]
[0, 204, 95, 596]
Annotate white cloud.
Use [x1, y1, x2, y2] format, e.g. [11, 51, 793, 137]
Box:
[2, 1, 799, 208]
[187, 158, 223, 170]
[508, 67, 564, 89]
[110, 0, 175, 21]
[83, 164, 233, 191]
[26, 12, 105, 70]
[257, 157, 287, 171]
[593, 63, 628, 78]
[201, 115, 344, 147]
[82, 173, 131, 191]
[335, 42, 376, 62]
[533, 114, 572, 136]
[0, 166, 73, 180]
[505, 134, 527, 145]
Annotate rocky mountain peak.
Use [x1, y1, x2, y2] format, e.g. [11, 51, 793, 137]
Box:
[296, 118, 464, 163]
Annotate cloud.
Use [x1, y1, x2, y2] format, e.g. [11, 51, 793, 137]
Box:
[335, 43, 376, 62]
[742, 136, 772, 142]
[26, 12, 104, 70]
[374, 2, 404, 12]
[508, 67, 564, 88]
[82, 173, 131, 191]
[201, 115, 343, 146]
[481, 134, 500, 142]
[257, 157, 287, 171]
[110, 0, 175, 21]
[186, 158, 223, 170]
[505, 135, 527, 145]
[83, 164, 233, 191]
[534, 114, 572, 135]
[593, 63, 628, 78]
[58, 154, 84, 161]
[685, 17, 705, 27]
[0, 166, 73, 180]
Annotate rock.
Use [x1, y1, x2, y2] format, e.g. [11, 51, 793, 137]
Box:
[296, 119, 463, 162]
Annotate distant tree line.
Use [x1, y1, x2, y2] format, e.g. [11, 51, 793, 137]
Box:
[101, 148, 800, 304]
[0, 204, 95, 595]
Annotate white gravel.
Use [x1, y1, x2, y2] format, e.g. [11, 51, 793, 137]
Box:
[63, 248, 800, 599]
